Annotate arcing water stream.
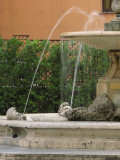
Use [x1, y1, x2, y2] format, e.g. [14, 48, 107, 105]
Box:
[70, 11, 105, 107]
[23, 6, 88, 113]
[24, 6, 105, 113]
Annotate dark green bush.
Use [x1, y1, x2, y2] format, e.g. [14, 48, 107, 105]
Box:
[0, 38, 61, 114]
[0, 37, 110, 115]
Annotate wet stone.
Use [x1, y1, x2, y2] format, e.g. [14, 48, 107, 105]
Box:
[60, 94, 117, 121]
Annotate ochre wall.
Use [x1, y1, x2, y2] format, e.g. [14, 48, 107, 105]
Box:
[0, 0, 115, 40]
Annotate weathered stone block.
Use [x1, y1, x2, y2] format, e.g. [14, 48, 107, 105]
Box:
[104, 21, 120, 31]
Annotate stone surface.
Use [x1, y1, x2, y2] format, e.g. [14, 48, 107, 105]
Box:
[26, 113, 68, 121]
[1, 154, 120, 160]
[1, 145, 120, 160]
[6, 107, 26, 120]
[58, 102, 72, 117]
[104, 21, 120, 31]
[6, 109, 68, 122]
[97, 79, 120, 108]
[96, 52, 120, 107]
[1, 116, 120, 149]
[60, 31, 120, 50]
[104, 0, 120, 31]
[112, 0, 120, 14]
[112, 107, 120, 120]
[62, 94, 115, 121]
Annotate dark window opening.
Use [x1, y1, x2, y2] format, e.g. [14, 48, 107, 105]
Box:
[102, 0, 114, 12]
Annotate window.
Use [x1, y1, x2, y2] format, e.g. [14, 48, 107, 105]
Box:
[13, 35, 29, 40]
[102, 0, 114, 12]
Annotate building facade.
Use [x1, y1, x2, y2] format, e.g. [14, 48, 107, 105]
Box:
[0, 0, 115, 40]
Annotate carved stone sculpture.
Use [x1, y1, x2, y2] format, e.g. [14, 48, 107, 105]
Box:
[6, 107, 26, 120]
[58, 94, 120, 121]
[58, 102, 72, 117]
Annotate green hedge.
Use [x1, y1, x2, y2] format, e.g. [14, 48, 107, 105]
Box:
[0, 37, 110, 115]
[60, 41, 110, 108]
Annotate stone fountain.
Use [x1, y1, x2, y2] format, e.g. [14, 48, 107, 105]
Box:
[1, 0, 120, 159]
[61, 0, 120, 109]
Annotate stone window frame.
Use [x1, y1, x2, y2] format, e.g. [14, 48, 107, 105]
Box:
[102, 0, 114, 12]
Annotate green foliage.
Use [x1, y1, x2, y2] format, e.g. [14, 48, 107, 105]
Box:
[61, 42, 110, 108]
[0, 37, 61, 114]
[0, 36, 110, 115]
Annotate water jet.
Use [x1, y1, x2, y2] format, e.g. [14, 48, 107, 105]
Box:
[61, 0, 120, 109]
[0, 1, 120, 159]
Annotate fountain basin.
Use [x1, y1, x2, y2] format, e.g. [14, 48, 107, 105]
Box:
[1, 114, 120, 150]
[26, 113, 68, 122]
[60, 31, 120, 50]
[61, 31, 120, 107]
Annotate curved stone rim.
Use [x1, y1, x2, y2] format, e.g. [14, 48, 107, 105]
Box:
[0, 115, 120, 129]
[60, 31, 120, 39]
[60, 31, 120, 50]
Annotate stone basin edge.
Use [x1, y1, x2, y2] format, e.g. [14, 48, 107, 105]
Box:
[60, 31, 120, 38]
[0, 115, 120, 129]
